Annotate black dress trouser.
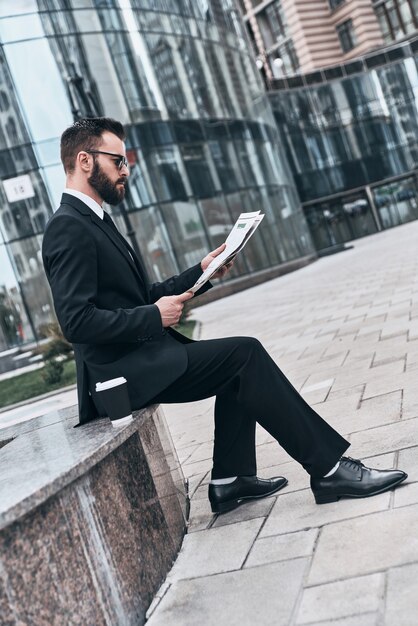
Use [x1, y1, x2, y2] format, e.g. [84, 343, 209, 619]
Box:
[150, 336, 350, 479]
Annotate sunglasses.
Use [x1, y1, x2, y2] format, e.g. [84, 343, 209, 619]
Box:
[85, 150, 129, 171]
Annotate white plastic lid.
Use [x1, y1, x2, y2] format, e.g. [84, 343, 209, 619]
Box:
[95, 377, 127, 392]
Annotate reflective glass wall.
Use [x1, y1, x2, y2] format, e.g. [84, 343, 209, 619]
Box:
[0, 0, 314, 350]
[269, 37, 418, 249]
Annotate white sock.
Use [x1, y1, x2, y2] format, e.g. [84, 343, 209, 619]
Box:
[210, 476, 237, 485]
[323, 461, 340, 478]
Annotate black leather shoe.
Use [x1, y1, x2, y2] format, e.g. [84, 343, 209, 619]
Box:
[311, 457, 408, 504]
[209, 475, 288, 514]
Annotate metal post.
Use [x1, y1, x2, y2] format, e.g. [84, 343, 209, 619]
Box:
[365, 185, 382, 231]
[17, 281, 38, 344]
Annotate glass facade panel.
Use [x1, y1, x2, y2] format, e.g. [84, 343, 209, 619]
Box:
[373, 174, 418, 228]
[271, 40, 418, 249]
[271, 49, 418, 202]
[304, 193, 378, 250]
[373, 0, 418, 42]
[158, 201, 208, 270]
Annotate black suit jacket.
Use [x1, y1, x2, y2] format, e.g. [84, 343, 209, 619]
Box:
[42, 193, 211, 425]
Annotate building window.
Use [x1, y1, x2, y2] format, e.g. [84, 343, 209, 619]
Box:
[265, 1, 288, 41]
[372, 0, 418, 43]
[258, 2, 289, 50]
[329, 0, 345, 10]
[270, 39, 299, 75]
[336, 19, 358, 53]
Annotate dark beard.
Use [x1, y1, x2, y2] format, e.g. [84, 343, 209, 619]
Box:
[88, 160, 125, 205]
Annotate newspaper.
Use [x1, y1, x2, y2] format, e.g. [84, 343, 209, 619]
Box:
[191, 211, 265, 294]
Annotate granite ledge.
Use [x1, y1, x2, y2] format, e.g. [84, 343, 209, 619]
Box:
[0, 405, 162, 531]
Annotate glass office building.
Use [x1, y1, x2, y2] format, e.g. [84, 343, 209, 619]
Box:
[0, 0, 314, 350]
[269, 36, 418, 250]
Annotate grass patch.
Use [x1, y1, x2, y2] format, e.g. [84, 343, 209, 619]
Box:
[0, 360, 77, 409]
[174, 319, 196, 339]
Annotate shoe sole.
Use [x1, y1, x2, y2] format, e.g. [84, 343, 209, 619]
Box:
[210, 478, 288, 514]
[314, 474, 408, 505]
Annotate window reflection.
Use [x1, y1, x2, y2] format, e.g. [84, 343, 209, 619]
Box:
[304, 193, 378, 250]
[272, 54, 418, 204]
[158, 201, 208, 270]
[4, 39, 73, 141]
[126, 208, 178, 282]
[373, 0, 418, 43]
[373, 175, 418, 228]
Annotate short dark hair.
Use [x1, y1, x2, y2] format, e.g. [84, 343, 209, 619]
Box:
[60, 117, 126, 174]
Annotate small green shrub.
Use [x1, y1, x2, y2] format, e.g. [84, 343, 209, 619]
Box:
[41, 359, 64, 385]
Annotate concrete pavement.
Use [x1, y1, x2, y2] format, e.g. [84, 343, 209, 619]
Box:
[147, 221, 418, 626]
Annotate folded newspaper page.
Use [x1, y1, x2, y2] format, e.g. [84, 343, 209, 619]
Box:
[191, 211, 265, 294]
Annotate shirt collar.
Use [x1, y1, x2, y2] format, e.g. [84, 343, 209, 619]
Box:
[64, 188, 105, 220]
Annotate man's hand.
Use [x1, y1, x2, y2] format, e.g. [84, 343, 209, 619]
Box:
[155, 291, 194, 328]
[201, 243, 234, 279]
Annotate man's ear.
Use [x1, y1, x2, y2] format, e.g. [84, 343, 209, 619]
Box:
[77, 151, 92, 173]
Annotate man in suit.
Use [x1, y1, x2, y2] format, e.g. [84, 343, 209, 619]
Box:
[42, 118, 407, 514]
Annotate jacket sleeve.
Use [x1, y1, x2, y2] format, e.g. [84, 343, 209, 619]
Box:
[42, 215, 163, 344]
[149, 264, 212, 302]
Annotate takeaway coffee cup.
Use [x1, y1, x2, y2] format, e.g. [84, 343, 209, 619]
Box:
[95, 377, 133, 427]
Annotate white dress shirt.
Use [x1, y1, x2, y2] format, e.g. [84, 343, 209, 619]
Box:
[64, 188, 105, 220]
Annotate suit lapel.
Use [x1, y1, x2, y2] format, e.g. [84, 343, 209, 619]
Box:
[60, 193, 147, 295]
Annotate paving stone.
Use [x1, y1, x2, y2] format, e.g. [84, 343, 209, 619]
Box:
[192, 481, 210, 501]
[322, 384, 364, 408]
[256, 440, 293, 469]
[401, 387, 418, 419]
[359, 389, 401, 417]
[260, 489, 390, 537]
[332, 359, 405, 393]
[177, 443, 200, 464]
[380, 327, 408, 341]
[385, 563, 418, 626]
[322, 390, 402, 436]
[185, 441, 213, 465]
[147, 559, 308, 626]
[167, 518, 263, 581]
[188, 472, 209, 498]
[376, 333, 409, 351]
[245, 528, 318, 568]
[296, 573, 383, 624]
[308, 504, 418, 585]
[361, 451, 396, 469]
[212, 494, 276, 528]
[398, 446, 418, 481]
[258, 459, 310, 493]
[348, 417, 418, 458]
[324, 402, 401, 438]
[182, 457, 213, 479]
[372, 354, 406, 368]
[393, 481, 418, 508]
[187, 497, 214, 533]
[301, 388, 333, 404]
[302, 611, 377, 625]
[363, 370, 416, 400]
[301, 377, 335, 394]
[353, 330, 381, 344]
[256, 424, 275, 445]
